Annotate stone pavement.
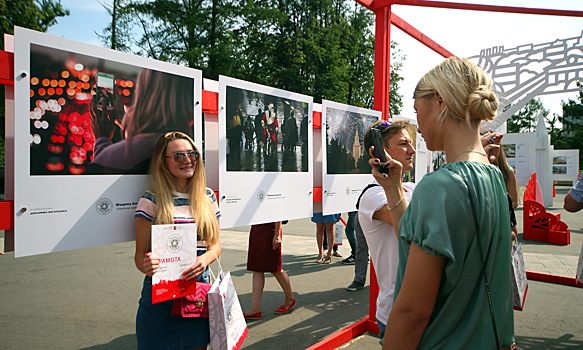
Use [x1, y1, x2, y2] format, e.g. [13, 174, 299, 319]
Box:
[0, 186, 582, 349]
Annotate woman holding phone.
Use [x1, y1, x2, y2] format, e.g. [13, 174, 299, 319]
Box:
[371, 57, 515, 349]
[90, 69, 195, 174]
[134, 132, 221, 350]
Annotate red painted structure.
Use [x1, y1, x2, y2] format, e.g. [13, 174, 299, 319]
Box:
[2, 2, 583, 347]
[523, 173, 570, 245]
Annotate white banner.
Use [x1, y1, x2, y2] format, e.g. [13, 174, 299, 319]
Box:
[13, 27, 203, 257]
[218, 76, 313, 228]
[321, 100, 380, 215]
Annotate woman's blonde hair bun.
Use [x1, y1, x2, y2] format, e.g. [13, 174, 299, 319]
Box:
[413, 57, 498, 126]
[468, 85, 498, 122]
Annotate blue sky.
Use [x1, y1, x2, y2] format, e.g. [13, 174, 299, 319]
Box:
[47, 0, 583, 121]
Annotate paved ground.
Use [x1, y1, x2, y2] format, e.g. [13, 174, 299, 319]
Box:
[0, 186, 582, 349]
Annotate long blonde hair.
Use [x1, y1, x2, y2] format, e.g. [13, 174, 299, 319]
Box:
[149, 132, 219, 246]
[413, 57, 498, 127]
[123, 69, 194, 142]
[494, 147, 512, 191]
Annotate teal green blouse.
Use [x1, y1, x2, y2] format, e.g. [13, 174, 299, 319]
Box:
[395, 161, 514, 349]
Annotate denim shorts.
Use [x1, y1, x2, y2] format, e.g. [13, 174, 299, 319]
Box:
[136, 249, 211, 350]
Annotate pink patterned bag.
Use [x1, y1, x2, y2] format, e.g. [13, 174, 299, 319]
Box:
[172, 282, 212, 318]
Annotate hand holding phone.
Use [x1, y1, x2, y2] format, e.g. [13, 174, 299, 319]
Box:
[488, 136, 496, 157]
[96, 72, 115, 111]
[371, 128, 390, 174]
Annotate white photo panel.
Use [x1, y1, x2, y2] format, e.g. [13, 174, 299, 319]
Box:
[218, 76, 313, 228]
[321, 100, 381, 215]
[13, 27, 203, 257]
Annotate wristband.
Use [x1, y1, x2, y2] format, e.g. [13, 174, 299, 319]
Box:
[388, 194, 405, 211]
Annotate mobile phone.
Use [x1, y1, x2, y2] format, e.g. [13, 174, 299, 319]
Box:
[97, 72, 114, 90]
[488, 136, 496, 157]
[371, 128, 390, 173]
[96, 72, 115, 110]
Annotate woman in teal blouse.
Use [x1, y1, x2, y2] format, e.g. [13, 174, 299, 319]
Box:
[371, 57, 515, 349]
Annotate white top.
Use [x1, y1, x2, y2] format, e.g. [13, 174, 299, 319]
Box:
[358, 180, 416, 324]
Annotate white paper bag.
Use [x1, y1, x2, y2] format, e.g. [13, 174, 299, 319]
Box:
[511, 242, 528, 311]
[334, 221, 344, 246]
[577, 242, 583, 286]
[208, 271, 248, 350]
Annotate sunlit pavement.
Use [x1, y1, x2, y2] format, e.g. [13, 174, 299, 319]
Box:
[0, 187, 581, 349]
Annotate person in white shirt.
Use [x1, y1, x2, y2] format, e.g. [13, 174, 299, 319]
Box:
[358, 119, 416, 344]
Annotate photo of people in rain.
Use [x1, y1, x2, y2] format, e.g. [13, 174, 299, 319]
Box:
[325, 106, 378, 175]
[225, 86, 309, 172]
[28, 44, 197, 175]
[402, 121, 417, 182]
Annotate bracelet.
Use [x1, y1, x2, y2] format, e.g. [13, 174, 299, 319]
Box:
[209, 249, 219, 261]
[387, 194, 406, 211]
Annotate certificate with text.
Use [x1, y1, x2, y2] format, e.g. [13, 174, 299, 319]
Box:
[151, 223, 198, 304]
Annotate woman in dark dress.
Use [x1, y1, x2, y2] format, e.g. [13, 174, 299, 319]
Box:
[243, 221, 296, 319]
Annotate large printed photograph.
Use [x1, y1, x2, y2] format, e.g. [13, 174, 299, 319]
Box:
[29, 44, 195, 175]
[321, 100, 380, 215]
[218, 76, 313, 228]
[401, 121, 418, 183]
[325, 106, 378, 175]
[225, 86, 309, 172]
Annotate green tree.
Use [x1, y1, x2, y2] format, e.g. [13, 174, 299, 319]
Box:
[105, 0, 404, 113]
[98, 0, 133, 52]
[551, 88, 583, 168]
[106, 0, 237, 78]
[506, 97, 549, 133]
[0, 0, 69, 167]
[0, 0, 70, 48]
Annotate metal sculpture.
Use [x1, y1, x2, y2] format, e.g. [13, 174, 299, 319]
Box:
[471, 31, 583, 131]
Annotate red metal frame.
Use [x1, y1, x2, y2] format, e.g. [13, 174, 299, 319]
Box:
[376, 0, 583, 17]
[526, 271, 583, 288]
[0, 50, 14, 86]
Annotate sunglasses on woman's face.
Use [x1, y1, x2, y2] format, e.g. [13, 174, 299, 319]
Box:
[165, 150, 200, 164]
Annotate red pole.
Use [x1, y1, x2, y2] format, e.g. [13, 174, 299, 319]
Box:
[369, 4, 392, 323]
[374, 5, 392, 121]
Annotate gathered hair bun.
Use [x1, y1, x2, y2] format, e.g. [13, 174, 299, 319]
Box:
[467, 85, 498, 122]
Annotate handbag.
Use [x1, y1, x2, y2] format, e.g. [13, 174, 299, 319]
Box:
[172, 282, 212, 318]
[208, 270, 248, 350]
[172, 250, 219, 318]
[511, 240, 528, 311]
[333, 221, 344, 246]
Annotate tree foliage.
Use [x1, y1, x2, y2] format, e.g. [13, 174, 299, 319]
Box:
[0, 0, 70, 49]
[550, 88, 583, 168]
[506, 97, 549, 133]
[0, 0, 69, 164]
[101, 0, 404, 113]
[97, 0, 133, 52]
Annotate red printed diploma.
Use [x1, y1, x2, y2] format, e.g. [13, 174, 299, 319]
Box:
[151, 223, 198, 304]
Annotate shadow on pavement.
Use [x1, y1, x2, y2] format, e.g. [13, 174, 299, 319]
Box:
[515, 334, 583, 349]
[79, 334, 136, 350]
[240, 287, 370, 349]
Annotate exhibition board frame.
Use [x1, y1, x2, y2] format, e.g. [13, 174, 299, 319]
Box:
[321, 100, 381, 215]
[10, 27, 205, 257]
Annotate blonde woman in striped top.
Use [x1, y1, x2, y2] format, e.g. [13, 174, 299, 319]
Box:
[134, 131, 221, 350]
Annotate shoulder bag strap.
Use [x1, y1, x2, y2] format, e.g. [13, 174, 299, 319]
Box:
[447, 168, 500, 349]
[355, 184, 380, 210]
